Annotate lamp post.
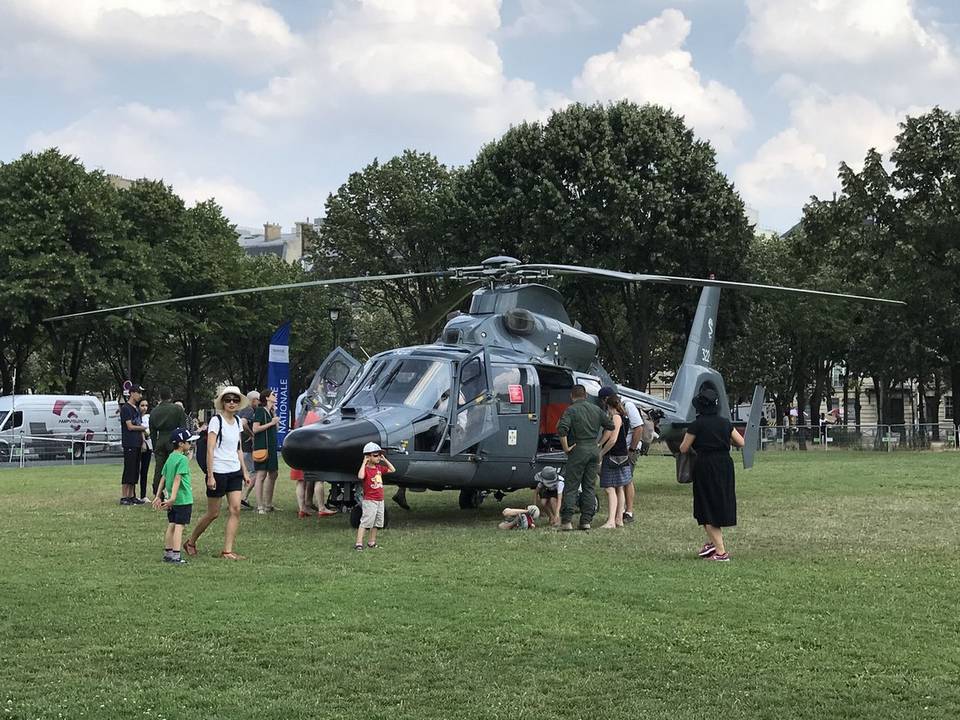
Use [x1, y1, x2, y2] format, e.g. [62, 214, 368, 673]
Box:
[328, 307, 342, 350]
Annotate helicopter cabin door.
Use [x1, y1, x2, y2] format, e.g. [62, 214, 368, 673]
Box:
[448, 346, 499, 456]
[298, 347, 362, 425]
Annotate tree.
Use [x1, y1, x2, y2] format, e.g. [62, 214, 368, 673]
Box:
[454, 101, 753, 387]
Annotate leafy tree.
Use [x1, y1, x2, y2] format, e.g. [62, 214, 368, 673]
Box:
[454, 101, 753, 387]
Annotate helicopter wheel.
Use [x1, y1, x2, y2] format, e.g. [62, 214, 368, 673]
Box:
[458, 489, 483, 510]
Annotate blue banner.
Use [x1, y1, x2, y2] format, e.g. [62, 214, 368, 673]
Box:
[267, 321, 291, 450]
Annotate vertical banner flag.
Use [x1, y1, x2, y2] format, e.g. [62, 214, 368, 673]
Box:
[267, 322, 291, 450]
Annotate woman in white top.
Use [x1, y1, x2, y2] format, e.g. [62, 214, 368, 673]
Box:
[184, 386, 252, 560]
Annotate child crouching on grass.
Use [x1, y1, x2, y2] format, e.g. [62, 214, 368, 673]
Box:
[355, 442, 394, 550]
[498, 505, 540, 530]
[152, 427, 198, 564]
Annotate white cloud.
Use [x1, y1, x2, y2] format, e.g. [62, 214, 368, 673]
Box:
[742, 0, 959, 104]
[572, 9, 751, 152]
[503, 0, 597, 38]
[223, 0, 565, 142]
[25, 103, 266, 222]
[735, 87, 917, 223]
[1, 0, 300, 69]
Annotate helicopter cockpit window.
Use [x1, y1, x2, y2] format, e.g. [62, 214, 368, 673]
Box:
[376, 359, 452, 412]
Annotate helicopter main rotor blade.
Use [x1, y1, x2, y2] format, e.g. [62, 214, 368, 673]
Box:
[519, 264, 906, 306]
[43, 270, 454, 322]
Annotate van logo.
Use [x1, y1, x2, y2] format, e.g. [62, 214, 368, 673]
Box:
[53, 399, 88, 432]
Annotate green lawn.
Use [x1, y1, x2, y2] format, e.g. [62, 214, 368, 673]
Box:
[2, 452, 959, 719]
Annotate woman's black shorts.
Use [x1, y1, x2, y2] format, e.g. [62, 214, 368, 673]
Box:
[206, 470, 244, 498]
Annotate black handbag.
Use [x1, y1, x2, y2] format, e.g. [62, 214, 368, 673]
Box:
[676, 450, 697, 484]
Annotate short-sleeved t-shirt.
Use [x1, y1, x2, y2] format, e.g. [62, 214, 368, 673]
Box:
[623, 400, 643, 449]
[362, 462, 386, 501]
[120, 402, 142, 449]
[208, 415, 242, 473]
[237, 406, 255, 452]
[688, 414, 733, 452]
[163, 451, 192, 505]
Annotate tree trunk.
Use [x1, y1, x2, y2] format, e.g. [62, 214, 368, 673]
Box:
[796, 387, 808, 451]
[65, 336, 86, 394]
[842, 362, 850, 427]
[932, 371, 942, 441]
[854, 375, 862, 433]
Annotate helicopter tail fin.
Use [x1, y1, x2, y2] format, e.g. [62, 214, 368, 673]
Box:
[667, 286, 728, 426]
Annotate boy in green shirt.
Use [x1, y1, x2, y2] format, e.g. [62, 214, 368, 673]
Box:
[152, 428, 198, 564]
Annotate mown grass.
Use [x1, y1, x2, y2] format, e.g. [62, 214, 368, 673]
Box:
[1, 451, 959, 719]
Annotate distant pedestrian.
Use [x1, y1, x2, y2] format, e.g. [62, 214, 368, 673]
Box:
[597, 388, 631, 529]
[238, 390, 259, 509]
[252, 388, 280, 514]
[679, 386, 745, 562]
[556, 385, 615, 531]
[533, 466, 564, 527]
[149, 389, 187, 499]
[137, 398, 152, 503]
[119, 385, 147, 505]
[355, 442, 394, 550]
[183, 386, 252, 561]
[152, 427, 199, 564]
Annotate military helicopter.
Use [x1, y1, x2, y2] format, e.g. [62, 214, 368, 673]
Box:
[47, 256, 903, 517]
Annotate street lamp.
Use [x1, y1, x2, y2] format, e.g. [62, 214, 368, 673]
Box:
[328, 307, 342, 349]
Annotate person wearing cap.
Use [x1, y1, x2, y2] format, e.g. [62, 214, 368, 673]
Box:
[238, 390, 260, 508]
[184, 386, 252, 561]
[119, 385, 147, 505]
[498, 504, 540, 530]
[152, 427, 199, 564]
[149, 388, 187, 500]
[533, 466, 565, 527]
[355, 442, 395, 550]
[556, 385, 615, 530]
[679, 385, 745, 562]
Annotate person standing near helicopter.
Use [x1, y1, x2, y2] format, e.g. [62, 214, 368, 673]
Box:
[557, 385, 614, 531]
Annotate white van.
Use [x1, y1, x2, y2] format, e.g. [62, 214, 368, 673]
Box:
[0, 394, 120, 461]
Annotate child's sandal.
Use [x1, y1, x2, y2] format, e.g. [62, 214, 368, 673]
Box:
[366, 542, 379, 549]
[354, 543, 363, 551]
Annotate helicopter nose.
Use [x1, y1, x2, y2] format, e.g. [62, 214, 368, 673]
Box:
[281, 419, 380, 473]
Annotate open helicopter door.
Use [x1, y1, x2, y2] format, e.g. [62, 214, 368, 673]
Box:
[297, 347, 362, 425]
[448, 346, 499, 456]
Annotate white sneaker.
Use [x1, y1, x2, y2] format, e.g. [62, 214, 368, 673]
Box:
[256, 507, 267, 515]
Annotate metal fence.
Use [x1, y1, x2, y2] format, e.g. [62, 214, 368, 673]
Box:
[1, 433, 123, 467]
[758, 423, 960, 451]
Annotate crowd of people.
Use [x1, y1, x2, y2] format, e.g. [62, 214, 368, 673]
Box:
[124, 380, 741, 564]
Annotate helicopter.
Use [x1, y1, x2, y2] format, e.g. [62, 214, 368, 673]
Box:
[46, 256, 904, 518]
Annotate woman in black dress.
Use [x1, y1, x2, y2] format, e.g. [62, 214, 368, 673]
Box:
[679, 387, 745, 561]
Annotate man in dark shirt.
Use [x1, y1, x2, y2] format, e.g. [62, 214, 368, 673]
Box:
[556, 385, 615, 530]
[120, 385, 147, 505]
[149, 388, 187, 499]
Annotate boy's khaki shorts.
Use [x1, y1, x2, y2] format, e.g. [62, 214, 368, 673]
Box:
[359, 499, 385, 528]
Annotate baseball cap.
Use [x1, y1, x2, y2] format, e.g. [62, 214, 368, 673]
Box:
[598, 386, 616, 399]
[170, 427, 200, 445]
[362, 441, 382, 454]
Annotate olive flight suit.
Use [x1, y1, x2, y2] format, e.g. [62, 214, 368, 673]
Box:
[557, 398, 615, 526]
[149, 400, 187, 496]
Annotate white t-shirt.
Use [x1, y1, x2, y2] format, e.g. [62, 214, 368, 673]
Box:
[142, 414, 152, 450]
[208, 414, 242, 474]
[623, 400, 643, 450]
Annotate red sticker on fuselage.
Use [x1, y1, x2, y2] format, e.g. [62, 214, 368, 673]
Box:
[508, 385, 524, 403]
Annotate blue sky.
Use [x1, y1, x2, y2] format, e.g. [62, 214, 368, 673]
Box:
[2, 0, 959, 234]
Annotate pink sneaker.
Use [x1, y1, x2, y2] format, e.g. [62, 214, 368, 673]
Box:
[709, 552, 730, 562]
[698, 543, 716, 558]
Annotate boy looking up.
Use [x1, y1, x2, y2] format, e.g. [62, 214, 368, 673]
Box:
[355, 442, 394, 550]
[153, 427, 198, 564]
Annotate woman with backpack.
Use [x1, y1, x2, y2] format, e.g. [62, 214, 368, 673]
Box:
[252, 388, 281, 514]
[183, 386, 252, 561]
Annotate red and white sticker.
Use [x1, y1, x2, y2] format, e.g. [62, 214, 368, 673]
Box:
[508, 384, 524, 403]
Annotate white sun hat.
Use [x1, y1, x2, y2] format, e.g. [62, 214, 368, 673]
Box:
[362, 441, 383, 454]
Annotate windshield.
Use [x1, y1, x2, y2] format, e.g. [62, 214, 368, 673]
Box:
[375, 359, 452, 412]
[0, 411, 7, 431]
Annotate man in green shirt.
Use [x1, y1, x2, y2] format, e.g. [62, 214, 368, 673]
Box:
[150, 389, 187, 499]
[556, 385, 614, 530]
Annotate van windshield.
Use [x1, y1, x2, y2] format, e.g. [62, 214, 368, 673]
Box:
[0, 411, 7, 431]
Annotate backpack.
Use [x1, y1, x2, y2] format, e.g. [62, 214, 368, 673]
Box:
[196, 414, 228, 474]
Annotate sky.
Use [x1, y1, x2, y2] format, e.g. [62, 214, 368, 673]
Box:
[2, 0, 959, 234]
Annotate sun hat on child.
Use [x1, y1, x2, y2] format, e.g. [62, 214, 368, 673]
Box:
[362, 441, 383, 454]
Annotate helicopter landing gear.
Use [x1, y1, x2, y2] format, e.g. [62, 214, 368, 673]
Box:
[458, 489, 486, 509]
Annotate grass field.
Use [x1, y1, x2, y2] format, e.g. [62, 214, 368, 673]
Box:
[2, 451, 960, 719]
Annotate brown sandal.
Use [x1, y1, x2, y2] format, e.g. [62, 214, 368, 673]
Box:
[183, 539, 197, 556]
[219, 551, 246, 560]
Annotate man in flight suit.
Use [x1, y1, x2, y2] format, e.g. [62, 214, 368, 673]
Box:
[557, 385, 614, 530]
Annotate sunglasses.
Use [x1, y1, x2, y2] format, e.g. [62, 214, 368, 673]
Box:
[223, 396, 241, 404]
